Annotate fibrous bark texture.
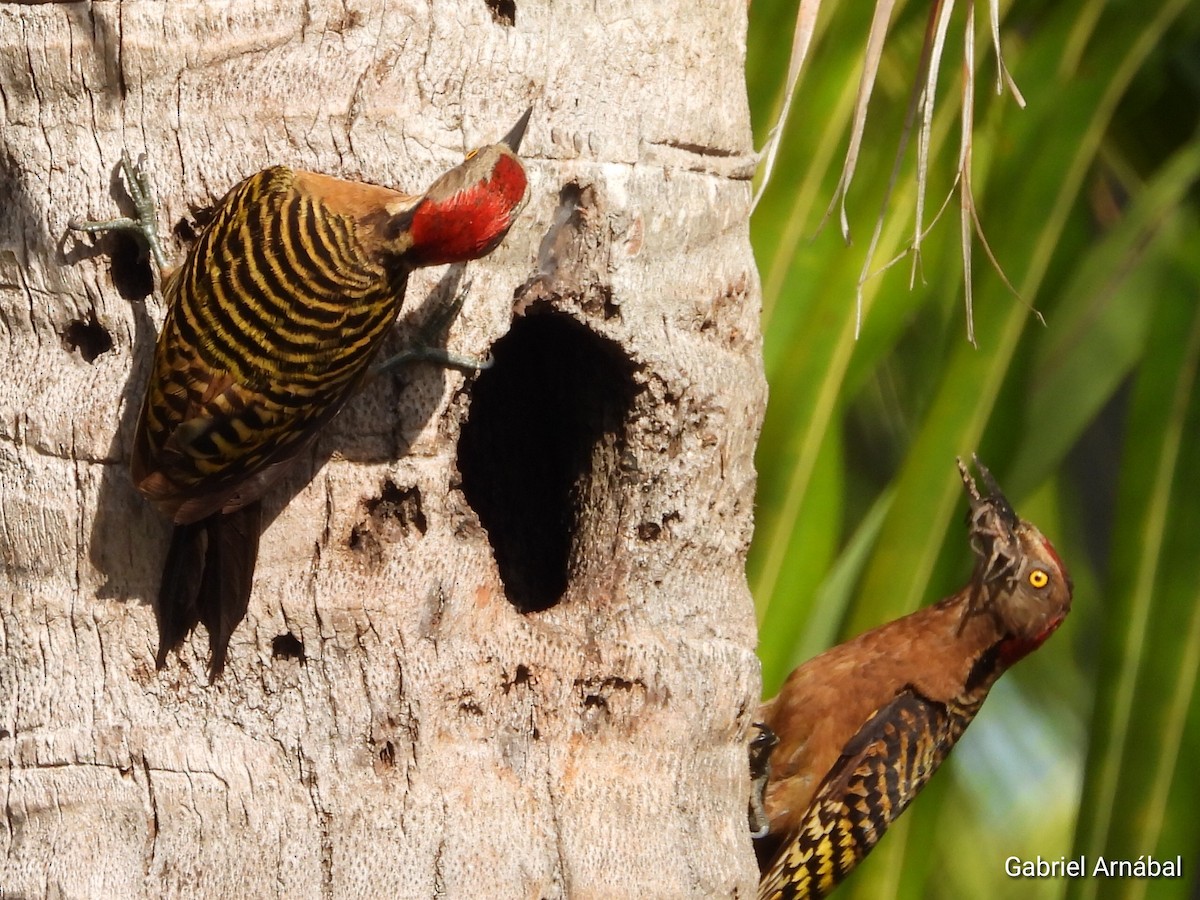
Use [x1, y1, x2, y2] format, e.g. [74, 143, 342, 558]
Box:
[0, 2, 764, 897]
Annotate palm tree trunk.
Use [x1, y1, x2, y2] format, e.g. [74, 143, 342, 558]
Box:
[0, 1, 764, 895]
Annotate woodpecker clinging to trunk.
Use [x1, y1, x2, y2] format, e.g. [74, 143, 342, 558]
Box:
[755, 457, 1073, 900]
[73, 111, 532, 677]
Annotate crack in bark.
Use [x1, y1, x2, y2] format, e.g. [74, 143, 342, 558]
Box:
[650, 139, 738, 158]
[2, 757, 15, 848]
[141, 755, 160, 868]
[298, 748, 334, 897]
[547, 772, 569, 895]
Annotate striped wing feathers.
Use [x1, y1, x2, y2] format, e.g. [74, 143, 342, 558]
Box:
[758, 689, 957, 900]
[132, 167, 409, 521]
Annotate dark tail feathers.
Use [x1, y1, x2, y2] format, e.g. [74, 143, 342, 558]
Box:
[155, 501, 262, 678]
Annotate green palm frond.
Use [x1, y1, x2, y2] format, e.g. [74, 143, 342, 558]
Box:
[747, 0, 1200, 896]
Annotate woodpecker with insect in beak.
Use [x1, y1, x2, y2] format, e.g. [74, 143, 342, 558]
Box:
[755, 457, 1072, 900]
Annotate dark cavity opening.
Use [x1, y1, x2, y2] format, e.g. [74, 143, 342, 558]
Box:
[484, 0, 516, 26]
[458, 312, 638, 612]
[271, 632, 305, 662]
[62, 311, 114, 363]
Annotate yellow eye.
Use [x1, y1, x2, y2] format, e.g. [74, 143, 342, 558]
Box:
[1028, 569, 1050, 589]
[464, 148, 480, 161]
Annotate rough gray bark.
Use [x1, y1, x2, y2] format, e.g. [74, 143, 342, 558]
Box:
[0, 2, 765, 897]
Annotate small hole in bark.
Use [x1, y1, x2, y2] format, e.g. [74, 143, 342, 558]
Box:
[379, 741, 396, 766]
[484, 0, 516, 25]
[458, 312, 638, 613]
[191, 202, 217, 230]
[108, 232, 153, 301]
[459, 700, 484, 717]
[366, 480, 427, 535]
[271, 632, 305, 662]
[173, 217, 198, 243]
[503, 664, 532, 693]
[636, 511, 680, 542]
[637, 522, 661, 541]
[349, 480, 426, 570]
[62, 311, 114, 363]
[174, 202, 217, 244]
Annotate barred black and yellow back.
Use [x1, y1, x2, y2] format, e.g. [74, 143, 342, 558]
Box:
[132, 167, 409, 523]
[758, 690, 980, 900]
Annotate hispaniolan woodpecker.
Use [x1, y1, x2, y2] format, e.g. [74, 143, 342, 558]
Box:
[73, 111, 532, 676]
[755, 458, 1073, 899]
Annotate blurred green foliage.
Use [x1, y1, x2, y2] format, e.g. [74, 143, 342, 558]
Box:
[746, 0, 1200, 897]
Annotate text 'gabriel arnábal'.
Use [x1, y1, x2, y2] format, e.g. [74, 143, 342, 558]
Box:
[1006, 855, 1185, 879]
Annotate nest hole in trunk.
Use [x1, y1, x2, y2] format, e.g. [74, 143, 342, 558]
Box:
[458, 311, 639, 612]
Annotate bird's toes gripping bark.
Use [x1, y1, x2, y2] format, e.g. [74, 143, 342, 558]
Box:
[371, 267, 493, 376]
[748, 722, 779, 839]
[69, 150, 169, 274]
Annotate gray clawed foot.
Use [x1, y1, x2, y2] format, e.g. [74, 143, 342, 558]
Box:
[372, 346, 494, 375]
[69, 150, 168, 273]
[371, 275, 493, 376]
[749, 722, 778, 839]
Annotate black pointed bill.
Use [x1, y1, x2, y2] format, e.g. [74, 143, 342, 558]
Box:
[501, 107, 533, 152]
